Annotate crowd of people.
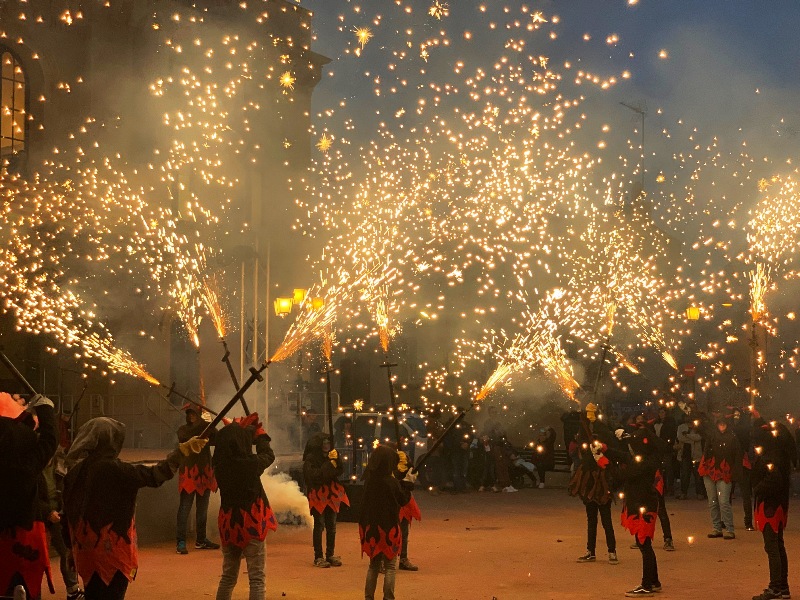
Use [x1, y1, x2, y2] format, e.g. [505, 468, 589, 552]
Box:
[2, 387, 798, 600]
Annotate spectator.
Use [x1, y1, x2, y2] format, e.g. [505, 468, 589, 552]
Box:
[698, 416, 742, 539]
[676, 410, 705, 500]
[533, 427, 556, 489]
[654, 407, 678, 496]
[731, 407, 755, 531]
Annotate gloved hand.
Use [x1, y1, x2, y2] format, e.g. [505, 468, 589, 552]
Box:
[615, 428, 626, 441]
[397, 450, 408, 472]
[403, 469, 418, 484]
[179, 436, 208, 456]
[328, 449, 339, 460]
[200, 410, 213, 423]
[27, 394, 54, 410]
[590, 441, 609, 469]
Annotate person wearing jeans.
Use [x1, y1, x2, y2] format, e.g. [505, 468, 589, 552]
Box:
[698, 417, 741, 539]
[216, 539, 266, 600]
[365, 556, 397, 600]
[213, 415, 277, 600]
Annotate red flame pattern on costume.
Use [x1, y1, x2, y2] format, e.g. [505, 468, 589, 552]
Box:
[359, 524, 403, 560]
[218, 498, 278, 548]
[70, 518, 139, 585]
[743, 453, 752, 470]
[698, 456, 733, 483]
[0, 522, 51, 598]
[755, 502, 788, 533]
[654, 469, 664, 496]
[399, 494, 421, 522]
[308, 481, 350, 514]
[178, 463, 218, 495]
[621, 508, 658, 544]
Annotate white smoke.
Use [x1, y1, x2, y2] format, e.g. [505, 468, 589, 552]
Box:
[261, 469, 312, 527]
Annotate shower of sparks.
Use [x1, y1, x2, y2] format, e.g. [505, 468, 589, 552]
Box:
[354, 27, 374, 49]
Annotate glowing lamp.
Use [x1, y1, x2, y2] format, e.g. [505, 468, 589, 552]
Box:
[311, 296, 324, 311]
[274, 297, 293, 316]
[685, 306, 700, 321]
[293, 288, 307, 305]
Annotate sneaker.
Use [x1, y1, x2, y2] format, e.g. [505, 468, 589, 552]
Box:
[707, 530, 723, 538]
[503, 485, 519, 493]
[663, 539, 675, 551]
[780, 589, 791, 599]
[67, 591, 85, 600]
[608, 552, 619, 565]
[176, 540, 188, 555]
[538, 482, 545, 489]
[492, 486, 501, 493]
[630, 543, 639, 549]
[399, 558, 419, 571]
[478, 486, 486, 492]
[752, 589, 782, 600]
[651, 584, 662, 592]
[723, 531, 736, 540]
[195, 539, 220, 550]
[314, 558, 331, 568]
[326, 556, 342, 567]
[577, 552, 596, 563]
[625, 586, 654, 597]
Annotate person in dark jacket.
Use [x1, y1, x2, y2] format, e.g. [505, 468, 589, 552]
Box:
[654, 406, 677, 496]
[732, 407, 756, 530]
[63, 417, 206, 600]
[0, 392, 58, 600]
[567, 403, 618, 565]
[750, 419, 797, 600]
[175, 404, 219, 555]
[612, 428, 663, 597]
[303, 432, 349, 567]
[359, 445, 414, 600]
[214, 414, 277, 600]
[533, 427, 556, 488]
[698, 416, 742, 539]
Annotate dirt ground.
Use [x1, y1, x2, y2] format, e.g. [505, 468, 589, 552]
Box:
[47, 474, 799, 600]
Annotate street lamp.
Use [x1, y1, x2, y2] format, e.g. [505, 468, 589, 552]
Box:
[685, 306, 700, 321]
[274, 297, 293, 316]
[311, 296, 325, 311]
[293, 288, 308, 305]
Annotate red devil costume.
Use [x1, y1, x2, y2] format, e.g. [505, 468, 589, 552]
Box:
[395, 449, 421, 571]
[0, 393, 57, 599]
[359, 446, 413, 600]
[613, 428, 662, 597]
[176, 405, 218, 553]
[750, 419, 796, 600]
[214, 415, 277, 600]
[63, 417, 196, 599]
[303, 432, 349, 566]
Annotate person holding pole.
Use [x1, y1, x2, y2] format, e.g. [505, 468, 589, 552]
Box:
[176, 404, 220, 555]
[63, 418, 207, 600]
[303, 432, 349, 567]
[0, 391, 58, 600]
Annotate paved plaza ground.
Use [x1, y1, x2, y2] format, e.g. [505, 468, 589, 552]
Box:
[47, 474, 800, 600]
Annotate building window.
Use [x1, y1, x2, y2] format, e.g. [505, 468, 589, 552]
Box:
[1, 48, 27, 158]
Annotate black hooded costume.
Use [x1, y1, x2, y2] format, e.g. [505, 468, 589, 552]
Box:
[303, 432, 349, 514]
[63, 418, 181, 587]
[0, 394, 57, 598]
[213, 422, 277, 548]
[359, 446, 412, 560]
[752, 420, 796, 533]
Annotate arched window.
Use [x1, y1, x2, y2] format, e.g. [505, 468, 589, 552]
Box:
[0, 48, 27, 158]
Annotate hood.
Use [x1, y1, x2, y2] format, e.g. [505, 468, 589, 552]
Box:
[66, 417, 126, 470]
[303, 431, 331, 460]
[362, 444, 398, 481]
[214, 423, 254, 466]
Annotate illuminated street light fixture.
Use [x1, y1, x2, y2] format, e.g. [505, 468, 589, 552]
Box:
[274, 297, 293, 317]
[685, 306, 700, 321]
[311, 296, 325, 311]
[293, 288, 308, 305]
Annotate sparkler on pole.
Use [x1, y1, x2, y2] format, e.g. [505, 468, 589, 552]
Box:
[200, 362, 269, 439]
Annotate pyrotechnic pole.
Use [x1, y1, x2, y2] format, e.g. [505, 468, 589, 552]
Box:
[324, 362, 335, 439]
[413, 405, 475, 473]
[240, 261, 246, 383]
[749, 319, 759, 409]
[264, 241, 270, 428]
[592, 336, 611, 410]
[200, 361, 270, 438]
[220, 339, 251, 415]
[0, 350, 38, 396]
[379, 357, 402, 447]
[253, 249, 259, 377]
